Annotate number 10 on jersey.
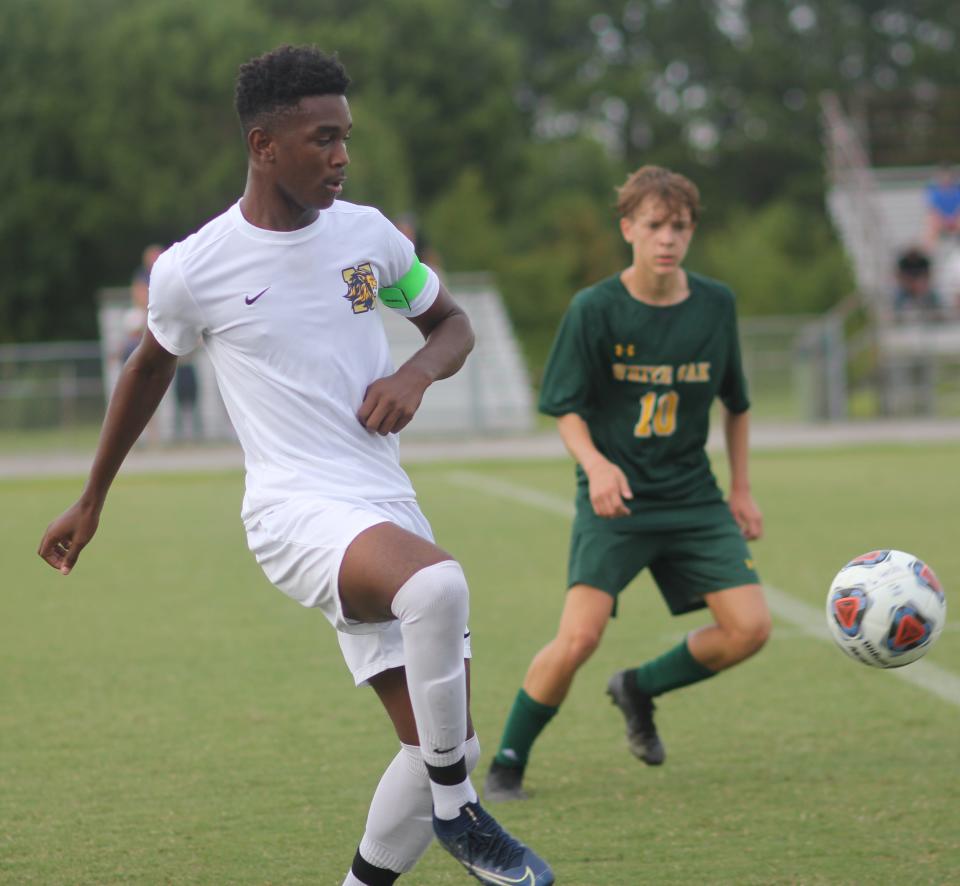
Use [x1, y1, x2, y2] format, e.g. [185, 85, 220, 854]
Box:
[633, 391, 678, 437]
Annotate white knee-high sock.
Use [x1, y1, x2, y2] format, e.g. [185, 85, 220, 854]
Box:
[356, 743, 431, 875]
[390, 561, 475, 818]
[346, 735, 481, 884]
[390, 561, 470, 768]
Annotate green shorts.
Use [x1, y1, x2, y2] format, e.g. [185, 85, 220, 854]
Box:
[567, 504, 759, 616]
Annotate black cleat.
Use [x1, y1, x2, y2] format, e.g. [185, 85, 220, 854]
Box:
[484, 759, 529, 803]
[434, 800, 554, 885]
[606, 670, 666, 766]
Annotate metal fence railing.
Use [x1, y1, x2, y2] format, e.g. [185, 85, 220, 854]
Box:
[2, 311, 955, 436]
[0, 319, 837, 434]
[0, 341, 104, 430]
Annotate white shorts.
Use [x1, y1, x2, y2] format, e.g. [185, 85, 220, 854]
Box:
[246, 497, 471, 686]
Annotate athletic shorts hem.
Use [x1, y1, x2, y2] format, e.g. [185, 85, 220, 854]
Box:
[344, 626, 473, 688]
[567, 507, 759, 617]
[349, 651, 409, 688]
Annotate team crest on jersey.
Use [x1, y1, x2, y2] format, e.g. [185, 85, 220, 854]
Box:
[342, 262, 378, 314]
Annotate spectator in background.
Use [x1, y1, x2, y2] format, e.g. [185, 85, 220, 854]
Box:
[119, 244, 166, 446]
[889, 248, 942, 416]
[130, 243, 202, 442]
[924, 165, 960, 252]
[123, 244, 164, 363]
[893, 248, 943, 320]
[173, 352, 202, 441]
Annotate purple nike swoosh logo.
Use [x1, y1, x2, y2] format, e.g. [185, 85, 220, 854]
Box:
[245, 287, 270, 305]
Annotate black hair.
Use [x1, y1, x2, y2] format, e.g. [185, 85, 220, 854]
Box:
[897, 248, 931, 277]
[234, 45, 350, 133]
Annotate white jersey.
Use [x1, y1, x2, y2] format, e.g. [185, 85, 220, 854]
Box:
[147, 200, 439, 525]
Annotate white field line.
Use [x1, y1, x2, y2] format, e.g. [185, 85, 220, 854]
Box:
[444, 470, 960, 710]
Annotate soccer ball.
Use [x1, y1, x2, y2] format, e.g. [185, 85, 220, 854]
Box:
[826, 550, 946, 668]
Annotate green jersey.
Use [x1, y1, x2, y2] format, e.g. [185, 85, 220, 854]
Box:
[539, 271, 750, 528]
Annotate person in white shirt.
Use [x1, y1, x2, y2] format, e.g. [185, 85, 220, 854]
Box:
[38, 44, 553, 886]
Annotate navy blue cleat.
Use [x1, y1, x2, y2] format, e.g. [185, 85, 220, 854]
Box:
[434, 800, 554, 885]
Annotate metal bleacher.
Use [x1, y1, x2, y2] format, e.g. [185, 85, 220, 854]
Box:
[821, 93, 960, 416]
[380, 272, 536, 436]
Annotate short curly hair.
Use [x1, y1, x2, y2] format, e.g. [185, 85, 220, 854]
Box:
[234, 45, 350, 133]
[616, 165, 701, 223]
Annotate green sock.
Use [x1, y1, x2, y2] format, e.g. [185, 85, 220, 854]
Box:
[492, 688, 558, 770]
[630, 639, 715, 697]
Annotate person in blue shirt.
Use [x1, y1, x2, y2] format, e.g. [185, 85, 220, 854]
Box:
[924, 165, 960, 251]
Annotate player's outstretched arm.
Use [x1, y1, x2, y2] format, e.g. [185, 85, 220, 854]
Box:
[357, 284, 474, 435]
[38, 330, 178, 574]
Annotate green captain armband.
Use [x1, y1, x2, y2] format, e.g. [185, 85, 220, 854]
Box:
[379, 257, 430, 310]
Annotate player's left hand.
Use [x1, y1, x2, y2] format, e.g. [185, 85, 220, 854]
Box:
[728, 489, 763, 540]
[357, 365, 431, 435]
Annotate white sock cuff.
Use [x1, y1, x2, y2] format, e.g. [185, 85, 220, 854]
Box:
[464, 733, 481, 774]
[400, 736, 479, 774]
[399, 741, 428, 778]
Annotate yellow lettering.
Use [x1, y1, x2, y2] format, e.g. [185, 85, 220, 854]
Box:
[652, 365, 673, 385]
[614, 363, 686, 385]
[677, 362, 711, 383]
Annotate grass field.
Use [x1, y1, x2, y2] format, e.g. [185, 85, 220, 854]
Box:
[3, 444, 959, 885]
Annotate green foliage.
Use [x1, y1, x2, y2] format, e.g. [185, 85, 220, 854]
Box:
[0, 0, 278, 342]
[497, 187, 626, 378]
[496, 249, 577, 378]
[3, 0, 958, 353]
[297, 0, 527, 209]
[492, 136, 628, 374]
[337, 93, 414, 217]
[425, 169, 505, 273]
[695, 200, 856, 315]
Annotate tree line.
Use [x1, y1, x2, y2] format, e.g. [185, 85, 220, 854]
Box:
[3, 0, 957, 372]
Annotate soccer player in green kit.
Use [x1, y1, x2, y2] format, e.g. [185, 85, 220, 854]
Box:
[485, 165, 771, 801]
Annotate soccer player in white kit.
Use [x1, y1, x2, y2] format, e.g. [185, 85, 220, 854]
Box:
[37, 45, 553, 886]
